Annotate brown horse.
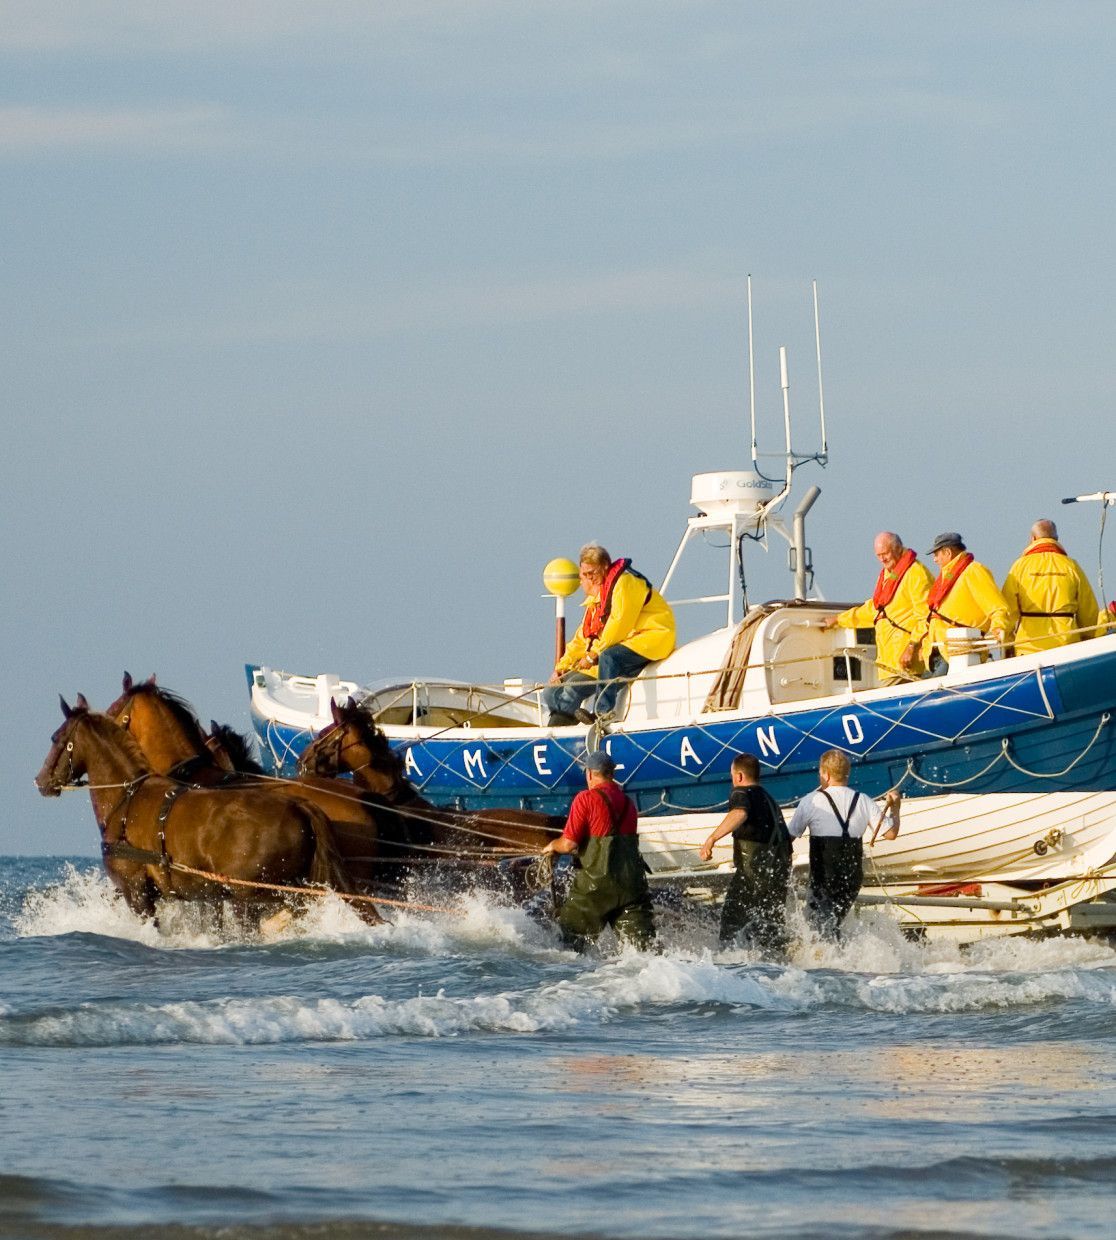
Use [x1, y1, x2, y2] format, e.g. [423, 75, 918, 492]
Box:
[35, 697, 379, 925]
[104, 674, 441, 890]
[298, 698, 562, 856]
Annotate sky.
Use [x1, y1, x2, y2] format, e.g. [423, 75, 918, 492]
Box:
[4, 1, 1115, 855]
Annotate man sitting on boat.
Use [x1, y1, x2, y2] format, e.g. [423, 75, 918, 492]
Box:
[902, 532, 1010, 675]
[821, 531, 932, 683]
[1001, 519, 1102, 656]
[541, 750, 656, 951]
[541, 543, 676, 726]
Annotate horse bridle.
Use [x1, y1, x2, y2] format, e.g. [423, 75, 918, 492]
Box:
[307, 723, 373, 778]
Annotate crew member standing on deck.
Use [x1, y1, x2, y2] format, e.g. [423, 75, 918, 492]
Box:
[698, 752, 792, 952]
[787, 749, 900, 940]
[542, 751, 656, 951]
[1001, 520, 1102, 656]
[903, 533, 1010, 675]
[541, 544, 675, 726]
[822, 532, 932, 682]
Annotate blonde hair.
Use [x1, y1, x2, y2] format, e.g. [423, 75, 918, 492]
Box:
[819, 748, 850, 782]
[578, 544, 611, 572]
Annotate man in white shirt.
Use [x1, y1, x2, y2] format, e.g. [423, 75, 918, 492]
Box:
[788, 749, 900, 939]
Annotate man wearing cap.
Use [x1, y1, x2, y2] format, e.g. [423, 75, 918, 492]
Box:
[821, 532, 933, 682]
[541, 543, 676, 727]
[541, 751, 656, 950]
[903, 533, 1010, 675]
[1001, 519, 1102, 656]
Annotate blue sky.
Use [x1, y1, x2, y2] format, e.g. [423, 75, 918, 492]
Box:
[4, 2, 1115, 854]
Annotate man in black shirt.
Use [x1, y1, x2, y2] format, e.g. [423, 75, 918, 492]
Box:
[698, 753, 792, 952]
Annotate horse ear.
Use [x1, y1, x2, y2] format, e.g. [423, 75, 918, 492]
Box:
[210, 719, 220, 733]
[76, 693, 90, 711]
[122, 671, 133, 691]
[331, 699, 344, 724]
[146, 674, 157, 685]
[60, 695, 73, 718]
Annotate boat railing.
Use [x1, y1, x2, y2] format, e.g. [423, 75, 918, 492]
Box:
[262, 616, 1112, 734]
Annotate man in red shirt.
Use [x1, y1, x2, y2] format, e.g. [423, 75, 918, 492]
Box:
[542, 752, 656, 950]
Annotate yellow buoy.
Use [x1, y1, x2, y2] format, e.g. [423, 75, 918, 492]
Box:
[542, 557, 580, 597]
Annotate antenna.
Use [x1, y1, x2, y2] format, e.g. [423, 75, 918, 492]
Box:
[813, 279, 828, 462]
[780, 345, 792, 464]
[747, 274, 757, 468]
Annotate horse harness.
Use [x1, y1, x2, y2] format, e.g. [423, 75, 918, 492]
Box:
[100, 778, 188, 870]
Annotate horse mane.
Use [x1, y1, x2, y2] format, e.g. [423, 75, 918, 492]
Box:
[122, 682, 210, 750]
[209, 722, 266, 775]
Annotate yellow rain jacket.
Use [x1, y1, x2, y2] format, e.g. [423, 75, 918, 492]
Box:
[911, 557, 1011, 663]
[834, 556, 933, 678]
[1002, 538, 1101, 656]
[556, 564, 676, 679]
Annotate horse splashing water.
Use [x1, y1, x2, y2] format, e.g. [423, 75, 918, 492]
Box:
[35, 696, 380, 927]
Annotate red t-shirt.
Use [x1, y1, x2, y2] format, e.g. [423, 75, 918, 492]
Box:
[562, 782, 638, 847]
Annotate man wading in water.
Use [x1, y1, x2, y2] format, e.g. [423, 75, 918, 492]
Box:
[542, 751, 656, 951]
[698, 752, 792, 953]
[788, 748, 901, 940]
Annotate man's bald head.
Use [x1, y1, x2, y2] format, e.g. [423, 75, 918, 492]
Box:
[1031, 519, 1058, 541]
[873, 531, 904, 569]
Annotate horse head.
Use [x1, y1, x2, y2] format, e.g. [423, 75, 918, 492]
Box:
[206, 720, 265, 775]
[35, 694, 94, 795]
[298, 697, 407, 798]
[104, 673, 209, 774]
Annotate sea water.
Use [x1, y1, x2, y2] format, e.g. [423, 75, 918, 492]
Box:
[3, 857, 1116, 1240]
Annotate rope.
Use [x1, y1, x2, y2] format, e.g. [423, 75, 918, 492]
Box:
[165, 861, 460, 916]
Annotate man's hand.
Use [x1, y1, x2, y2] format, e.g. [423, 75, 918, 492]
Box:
[821, 615, 840, 631]
[899, 642, 919, 670]
[698, 838, 714, 862]
[548, 670, 562, 685]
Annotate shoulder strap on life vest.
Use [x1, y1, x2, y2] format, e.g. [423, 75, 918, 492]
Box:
[873, 548, 917, 619]
[583, 559, 652, 644]
[927, 552, 974, 626]
[819, 789, 861, 839]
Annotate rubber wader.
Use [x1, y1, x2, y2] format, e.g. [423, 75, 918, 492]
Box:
[719, 789, 792, 951]
[558, 791, 656, 951]
[807, 791, 865, 939]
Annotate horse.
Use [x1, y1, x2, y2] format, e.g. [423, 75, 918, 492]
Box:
[103, 674, 438, 891]
[297, 697, 563, 857]
[206, 720, 267, 775]
[35, 696, 381, 926]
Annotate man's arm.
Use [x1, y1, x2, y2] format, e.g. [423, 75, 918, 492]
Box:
[698, 807, 746, 862]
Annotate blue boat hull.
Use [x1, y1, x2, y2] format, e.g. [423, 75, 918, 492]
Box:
[249, 651, 1116, 815]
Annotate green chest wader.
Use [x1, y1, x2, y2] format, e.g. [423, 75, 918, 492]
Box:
[808, 790, 865, 936]
[720, 790, 792, 949]
[558, 790, 655, 949]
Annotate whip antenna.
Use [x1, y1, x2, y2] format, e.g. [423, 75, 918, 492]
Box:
[814, 279, 828, 463]
[747, 274, 757, 467]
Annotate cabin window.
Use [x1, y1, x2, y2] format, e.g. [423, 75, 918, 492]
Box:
[833, 656, 863, 683]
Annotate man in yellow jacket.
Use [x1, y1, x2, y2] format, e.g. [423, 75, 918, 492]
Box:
[542, 544, 676, 725]
[822, 532, 932, 682]
[1002, 519, 1101, 656]
[905, 532, 1011, 675]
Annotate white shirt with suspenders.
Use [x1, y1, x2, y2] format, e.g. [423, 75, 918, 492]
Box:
[787, 785, 883, 840]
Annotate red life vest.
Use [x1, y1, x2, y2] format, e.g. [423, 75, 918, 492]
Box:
[927, 552, 974, 625]
[582, 559, 652, 644]
[872, 548, 917, 620]
[1024, 539, 1068, 557]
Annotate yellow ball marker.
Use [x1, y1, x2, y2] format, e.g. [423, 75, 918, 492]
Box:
[543, 557, 579, 662]
[543, 557, 580, 597]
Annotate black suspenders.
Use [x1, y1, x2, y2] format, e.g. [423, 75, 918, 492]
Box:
[819, 789, 861, 839]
